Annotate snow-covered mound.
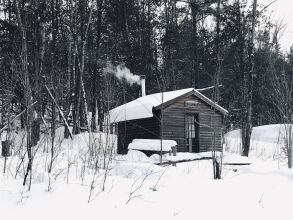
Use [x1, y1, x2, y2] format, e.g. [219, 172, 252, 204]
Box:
[63, 131, 117, 155]
[222, 153, 252, 165]
[128, 139, 177, 151]
[116, 149, 152, 163]
[225, 124, 290, 160]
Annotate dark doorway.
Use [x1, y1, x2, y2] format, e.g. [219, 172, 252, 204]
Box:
[185, 114, 200, 153]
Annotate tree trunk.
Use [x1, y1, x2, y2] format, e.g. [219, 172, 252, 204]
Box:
[191, 1, 199, 89]
[15, 0, 34, 190]
[91, 0, 103, 132]
[242, 0, 257, 157]
[288, 125, 292, 168]
[212, 0, 222, 180]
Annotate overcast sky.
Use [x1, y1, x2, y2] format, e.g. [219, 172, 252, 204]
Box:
[259, 0, 293, 51]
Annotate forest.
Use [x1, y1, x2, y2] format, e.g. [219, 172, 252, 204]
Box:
[2, 2, 293, 218]
[1, 0, 293, 175]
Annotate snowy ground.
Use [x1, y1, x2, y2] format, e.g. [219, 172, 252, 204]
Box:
[1, 125, 293, 220]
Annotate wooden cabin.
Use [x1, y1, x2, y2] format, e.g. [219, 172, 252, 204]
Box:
[109, 88, 228, 154]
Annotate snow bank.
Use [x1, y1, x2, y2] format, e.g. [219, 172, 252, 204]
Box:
[116, 150, 152, 163]
[118, 149, 250, 165]
[64, 131, 117, 154]
[128, 139, 177, 151]
[225, 124, 289, 160]
[110, 162, 162, 179]
[222, 153, 252, 165]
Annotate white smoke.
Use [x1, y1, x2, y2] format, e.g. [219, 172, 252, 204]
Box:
[104, 63, 141, 85]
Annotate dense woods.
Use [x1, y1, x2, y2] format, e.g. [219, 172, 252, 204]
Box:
[1, 0, 293, 160]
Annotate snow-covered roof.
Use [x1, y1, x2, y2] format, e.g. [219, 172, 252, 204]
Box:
[109, 88, 228, 123]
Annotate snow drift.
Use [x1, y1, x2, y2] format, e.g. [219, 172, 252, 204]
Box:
[225, 124, 290, 160]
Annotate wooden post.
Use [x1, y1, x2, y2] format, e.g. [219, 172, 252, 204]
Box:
[171, 146, 177, 156]
[212, 156, 220, 179]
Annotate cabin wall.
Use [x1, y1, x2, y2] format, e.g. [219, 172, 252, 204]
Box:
[116, 94, 225, 154]
[117, 116, 160, 154]
[162, 95, 223, 152]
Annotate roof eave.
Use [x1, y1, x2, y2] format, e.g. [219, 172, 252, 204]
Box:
[154, 90, 195, 110]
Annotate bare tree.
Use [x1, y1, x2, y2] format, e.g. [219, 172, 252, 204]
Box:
[72, 0, 94, 135]
[88, 72, 116, 202]
[15, 0, 34, 190]
[212, 0, 223, 179]
[269, 45, 293, 168]
[241, 0, 257, 157]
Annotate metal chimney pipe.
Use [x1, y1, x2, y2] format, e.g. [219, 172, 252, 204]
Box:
[140, 75, 146, 97]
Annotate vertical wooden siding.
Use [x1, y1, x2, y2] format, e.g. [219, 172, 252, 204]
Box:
[162, 95, 223, 152]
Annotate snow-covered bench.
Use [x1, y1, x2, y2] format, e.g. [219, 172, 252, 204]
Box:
[128, 139, 177, 155]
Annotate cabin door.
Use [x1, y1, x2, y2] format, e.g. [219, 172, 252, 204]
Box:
[185, 114, 200, 153]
